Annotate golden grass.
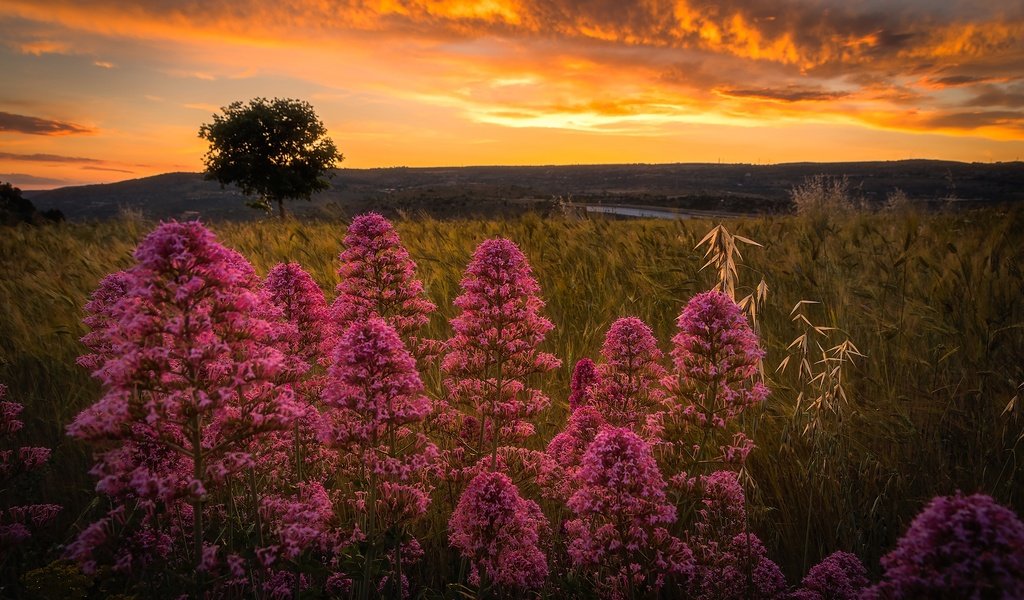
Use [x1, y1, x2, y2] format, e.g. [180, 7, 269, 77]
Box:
[1, 208, 1021, 580]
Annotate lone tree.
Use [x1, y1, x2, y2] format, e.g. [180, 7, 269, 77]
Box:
[199, 97, 343, 219]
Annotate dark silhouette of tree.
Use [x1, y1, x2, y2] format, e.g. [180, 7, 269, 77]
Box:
[198, 97, 343, 219]
[1, 182, 64, 225]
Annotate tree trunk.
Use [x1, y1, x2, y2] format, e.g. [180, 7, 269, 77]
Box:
[277, 198, 287, 220]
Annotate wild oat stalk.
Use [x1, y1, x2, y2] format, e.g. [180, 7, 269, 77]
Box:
[695, 223, 768, 330]
[778, 299, 865, 572]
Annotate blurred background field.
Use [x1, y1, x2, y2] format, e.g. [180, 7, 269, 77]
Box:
[1, 208, 1021, 581]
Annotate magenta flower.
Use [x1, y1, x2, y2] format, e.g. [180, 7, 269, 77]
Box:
[78, 270, 133, 371]
[568, 358, 599, 411]
[321, 316, 437, 595]
[67, 221, 305, 582]
[679, 468, 786, 599]
[322, 317, 433, 450]
[264, 262, 333, 366]
[260, 262, 338, 486]
[449, 470, 548, 591]
[0, 384, 61, 558]
[692, 470, 747, 541]
[664, 290, 767, 425]
[259, 482, 336, 561]
[864, 492, 1024, 599]
[791, 551, 868, 600]
[542, 405, 605, 501]
[442, 238, 560, 468]
[250, 402, 339, 489]
[656, 291, 768, 481]
[690, 532, 787, 600]
[332, 213, 436, 355]
[564, 426, 692, 598]
[590, 317, 666, 430]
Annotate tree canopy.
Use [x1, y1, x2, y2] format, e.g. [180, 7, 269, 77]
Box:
[198, 97, 343, 219]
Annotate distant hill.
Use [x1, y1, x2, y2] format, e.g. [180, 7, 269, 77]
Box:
[24, 161, 1024, 221]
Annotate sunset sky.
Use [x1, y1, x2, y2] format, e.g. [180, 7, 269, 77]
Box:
[2, 0, 1023, 189]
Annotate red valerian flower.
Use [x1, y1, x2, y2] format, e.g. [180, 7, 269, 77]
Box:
[264, 262, 333, 366]
[590, 317, 666, 430]
[654, 291, 768, 483]
[568, 358, 599, 412]
[449, 470, 548, 591]
[442, 238, 560, 469]
[863, 492, 1024, 599]
[332, 213, 436, 357]
[565, 426, 692, 598]
[542, 405, 605, 501]
[0, 384, 61, 558]
[67, 221, 305, 582]
[321, 316, 437, 597]
[791, 551, 868, 600]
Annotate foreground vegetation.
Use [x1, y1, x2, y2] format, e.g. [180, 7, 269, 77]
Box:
[1, 207, 1022, 596]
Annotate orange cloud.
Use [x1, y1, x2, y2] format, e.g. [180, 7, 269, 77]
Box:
[15, 39, 71, 55]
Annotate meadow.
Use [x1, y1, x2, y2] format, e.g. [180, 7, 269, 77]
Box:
[1, 206, 1022, 597]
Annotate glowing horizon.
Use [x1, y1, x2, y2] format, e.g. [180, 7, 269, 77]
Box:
[2, 0, 1023, 189]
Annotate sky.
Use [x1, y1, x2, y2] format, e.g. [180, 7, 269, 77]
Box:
[1, 0, 1023, 189]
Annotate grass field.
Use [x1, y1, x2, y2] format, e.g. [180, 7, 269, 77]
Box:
[1, 208, 1022, 588]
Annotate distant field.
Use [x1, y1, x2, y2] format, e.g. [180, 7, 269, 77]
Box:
[23, 159, 1024, 221]
[1, 208, 1022, 585]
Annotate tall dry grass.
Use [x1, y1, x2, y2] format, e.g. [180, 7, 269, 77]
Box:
[1, 208, 1021, 582]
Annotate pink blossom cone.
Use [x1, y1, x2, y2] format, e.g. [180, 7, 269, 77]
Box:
[565, 426, 692, 597]
[442, 238, 560, 469]
[590, 317, 666, 430]
[332, 213, 436, 357]
[449, 470, 548, 591]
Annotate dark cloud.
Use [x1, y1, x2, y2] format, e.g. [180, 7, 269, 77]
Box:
[81, 165, 134, 173]
[966, 85, 1024, 108]
[0, 172, 71, 186]
[0, 151, 101, 162]
[0, 111, 93, 135]
[931, 75, 995, 86]
[925, 110, 1023, 130]
[718, 86, 849, 102]
[659, 61, 725, 90]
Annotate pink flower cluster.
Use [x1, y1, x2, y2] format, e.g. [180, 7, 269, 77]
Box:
[259, 261, 340, 486]
[791, 551, 868, 600]
[442, 238, 560, 466]
[654, 291, 768, 483]
[259, 481, 336, 562]
[332, 213, 436, 354]
[565, 426, 692, 598]
[67, 221, 306, 582]
[664, 290, 768, 427]
[691, 470, 747, 541]
[568, 357, 599, 411]
[543, 405, 605, 500]
[321, 315, 437, 595]
[0, 384, 61, 554]
[690, 532, 787, 599]
[77, 270, 132, 371]
[682, 470, 787, 600]
[590, 317, 666, 430]
[264, 262, 333, 366]
[321, 317, 436, 486]
[449, 470, 548, 590]
[864, 492, 1024, 599]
